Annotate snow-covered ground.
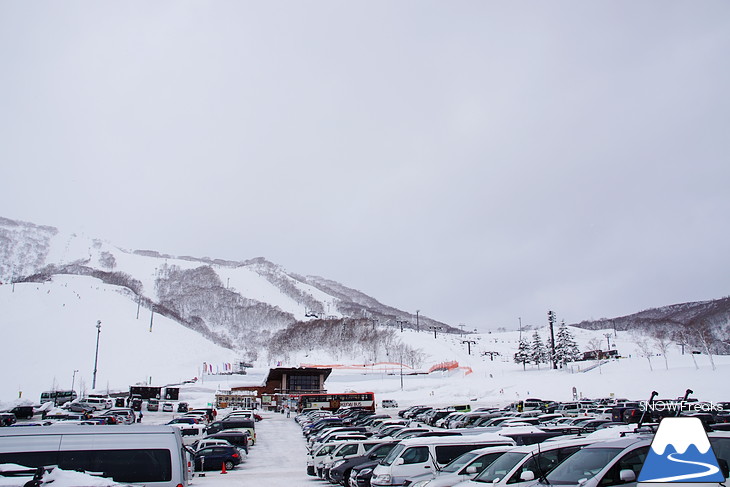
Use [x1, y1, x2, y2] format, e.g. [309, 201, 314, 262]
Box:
[1, 274, 728, 411]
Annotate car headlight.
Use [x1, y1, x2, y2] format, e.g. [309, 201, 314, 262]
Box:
[358, 467, 373, 476]
[332, 459, 347, 469]
[373, 473, 391, 483]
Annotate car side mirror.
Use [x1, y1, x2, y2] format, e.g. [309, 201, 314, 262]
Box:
[466, 466, 477, 474]
[395, 458, 405, 466]
[520, 471, 536, 481]
[619, 469, 636, 482]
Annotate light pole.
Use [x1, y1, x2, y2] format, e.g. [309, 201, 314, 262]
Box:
[92, 320, 101, 390]
[71, 369, 79, 397]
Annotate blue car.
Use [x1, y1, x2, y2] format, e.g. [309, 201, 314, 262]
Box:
[194, 445, 242, 471]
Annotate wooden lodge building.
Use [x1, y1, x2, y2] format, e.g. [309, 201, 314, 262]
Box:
[215, 367, 332, 410]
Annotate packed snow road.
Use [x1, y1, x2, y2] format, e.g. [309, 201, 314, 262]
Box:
[183, 411, 318, 487]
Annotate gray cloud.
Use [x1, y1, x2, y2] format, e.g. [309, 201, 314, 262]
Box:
[2, 1, 729, 329]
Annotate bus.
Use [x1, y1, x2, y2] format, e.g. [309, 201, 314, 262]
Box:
[39, 390, 77, 406]
[295, 392, 375, 412]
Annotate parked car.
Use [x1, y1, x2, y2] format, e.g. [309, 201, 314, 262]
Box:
[207, 418, 256, 445]
[320, 440, 384, 480]
[99, 408, 136, 424]
[9, 406, 34, 420]
[329, 440, 399, 486]
[206, 429, 250, 454]
[190, 438, 234, 452]
[177, 402, 189, 413]
[528, 436, 651, 487]
[147, 398, 160, 411]
[193, 445, 242, 471]
[130, 397, 143, 411]
[382, 400, 399, 408]
[0, 413, 17, 426]
[169, 423, 208, 445]
[370, 433, 515, 486]
[407, 444, 516, 487]
[0, 424, 191, 486]
[168, 417, 201, 425]
[183, 410, 210, 423]
[191, 408, 217, 422]
[163, 402, 174, 412]
[456, 438, 596, 487]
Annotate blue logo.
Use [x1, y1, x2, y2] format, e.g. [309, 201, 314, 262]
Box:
[639, 417, 725, 483]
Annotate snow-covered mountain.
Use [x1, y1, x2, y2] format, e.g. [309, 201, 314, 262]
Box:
[0, 216, 456, 353]
[573, 298, 730, 355]
[3, 215, 729, 410]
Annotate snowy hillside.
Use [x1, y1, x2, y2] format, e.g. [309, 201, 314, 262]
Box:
[2, 273, 728, 409]
[0, 216, 455, 351]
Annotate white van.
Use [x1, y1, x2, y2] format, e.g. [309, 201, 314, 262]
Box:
[78, 396, 113, 410]
[370, 433, 515, 486]
[0, 424, 191, 487]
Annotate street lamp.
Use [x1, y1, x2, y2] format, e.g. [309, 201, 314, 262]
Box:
[92, 320, 101, 390]
[71, 369, 79, 397]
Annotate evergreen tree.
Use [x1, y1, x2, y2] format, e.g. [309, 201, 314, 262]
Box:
[514, 338, 530, 370]
[530, 331, 546, 368]
[554, 321, 581, 367]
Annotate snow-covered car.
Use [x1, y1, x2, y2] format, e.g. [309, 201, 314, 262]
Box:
[453, 438, 596, 487]
[190, 438, 234, 451]
[407, 444, 515, 487]
[0, 464, 133, 486]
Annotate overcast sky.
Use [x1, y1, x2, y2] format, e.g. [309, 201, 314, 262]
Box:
[2, 2, 729, 331]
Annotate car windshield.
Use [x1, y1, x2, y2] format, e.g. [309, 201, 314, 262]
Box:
[472, 451, 527, 483]
[381, 443, 406, 466]
[441, 451, 478, 473]
[315, 444, 338, 456]
[544, 447, 623, 484]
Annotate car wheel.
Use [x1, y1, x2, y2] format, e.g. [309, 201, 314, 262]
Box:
[225, 461, 234, 470]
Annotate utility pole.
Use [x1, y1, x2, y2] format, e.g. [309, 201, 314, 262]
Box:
[462, 340, 477, 355]
[92, 321, 102, 390]
[416, 310, 420, 332]
[149, 308, 155, 332]
[518, 317, 522, 341]
[548, 311, 557, 369]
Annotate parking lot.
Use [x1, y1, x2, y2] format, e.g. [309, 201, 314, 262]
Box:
[148, 409, 320, 487]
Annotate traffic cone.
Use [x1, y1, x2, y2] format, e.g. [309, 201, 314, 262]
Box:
[221, 462, 227, 475]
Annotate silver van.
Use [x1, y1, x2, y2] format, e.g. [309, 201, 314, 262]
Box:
[0, 424, 191, 487]
[370, 433, 515, 486]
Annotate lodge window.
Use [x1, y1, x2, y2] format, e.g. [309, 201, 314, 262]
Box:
[288, 375, 320, 391]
